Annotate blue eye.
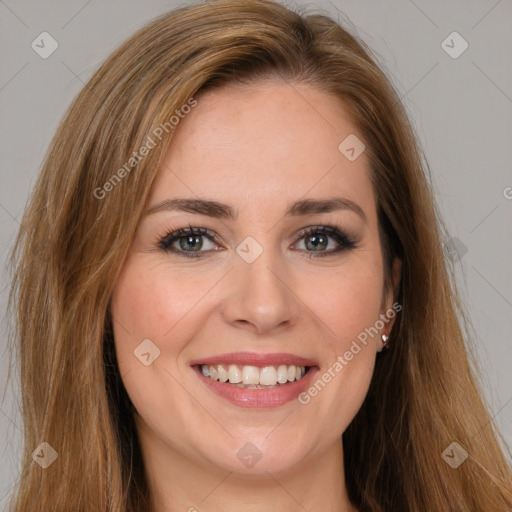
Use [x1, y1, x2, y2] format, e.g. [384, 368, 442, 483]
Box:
[157, 225, 219, 258]
[157, 224, 358, 259]
[294, 225, 358, 257]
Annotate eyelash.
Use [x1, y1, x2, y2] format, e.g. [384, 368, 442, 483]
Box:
[155, 223, 358, 259]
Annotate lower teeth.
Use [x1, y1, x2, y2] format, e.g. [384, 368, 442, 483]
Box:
[232, 383, 281, 389]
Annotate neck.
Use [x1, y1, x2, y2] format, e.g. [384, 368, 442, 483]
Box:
[136, 419, 357, 512]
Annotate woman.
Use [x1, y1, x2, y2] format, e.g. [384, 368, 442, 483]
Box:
[6, 0, 512, 510]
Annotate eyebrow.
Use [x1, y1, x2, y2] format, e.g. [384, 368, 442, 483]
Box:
[145, 196, 367, 223]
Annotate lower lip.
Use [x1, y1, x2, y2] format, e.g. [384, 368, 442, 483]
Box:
[193, 366, 319, 408]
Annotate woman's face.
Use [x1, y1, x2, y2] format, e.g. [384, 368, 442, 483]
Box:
[111, 80, 397, 476]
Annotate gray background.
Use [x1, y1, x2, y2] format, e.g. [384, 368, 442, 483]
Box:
[1, 0, 511, 507]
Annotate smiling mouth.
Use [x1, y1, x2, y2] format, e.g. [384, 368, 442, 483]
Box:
[196, 364, 310, 389]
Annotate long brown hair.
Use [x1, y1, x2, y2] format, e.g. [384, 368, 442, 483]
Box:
[6, 0, 512, 510]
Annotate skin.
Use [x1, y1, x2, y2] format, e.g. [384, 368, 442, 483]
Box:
[110, 80, 400, 512]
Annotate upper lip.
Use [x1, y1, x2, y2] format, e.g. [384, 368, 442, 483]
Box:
[190, 351, 318, 367]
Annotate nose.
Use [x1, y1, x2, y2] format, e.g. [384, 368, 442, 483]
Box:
[220, 246, 301, 336]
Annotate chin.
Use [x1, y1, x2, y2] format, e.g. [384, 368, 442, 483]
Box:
[194, 432, 312, 477]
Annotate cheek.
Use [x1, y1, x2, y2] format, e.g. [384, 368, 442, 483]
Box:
[109, 259, 210, 438]
[109, 259, 183, 378]
[111, 258, 210, 346]
[109, 255, 231, 408]
[298, 255, 383, 427]
[311, 256, 385, 351]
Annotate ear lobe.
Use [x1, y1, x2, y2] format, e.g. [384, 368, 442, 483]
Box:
[377, 333, 389, 352]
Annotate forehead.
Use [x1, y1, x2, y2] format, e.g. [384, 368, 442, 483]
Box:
[148, 80, 375, 222]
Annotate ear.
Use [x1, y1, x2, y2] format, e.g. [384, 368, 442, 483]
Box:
[377, 258, 402, 351]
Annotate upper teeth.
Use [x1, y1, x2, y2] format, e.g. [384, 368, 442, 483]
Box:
[200, 364, 306, 386]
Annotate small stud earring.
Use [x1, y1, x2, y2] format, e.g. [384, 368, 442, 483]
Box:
[381, 334, 388, 348]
